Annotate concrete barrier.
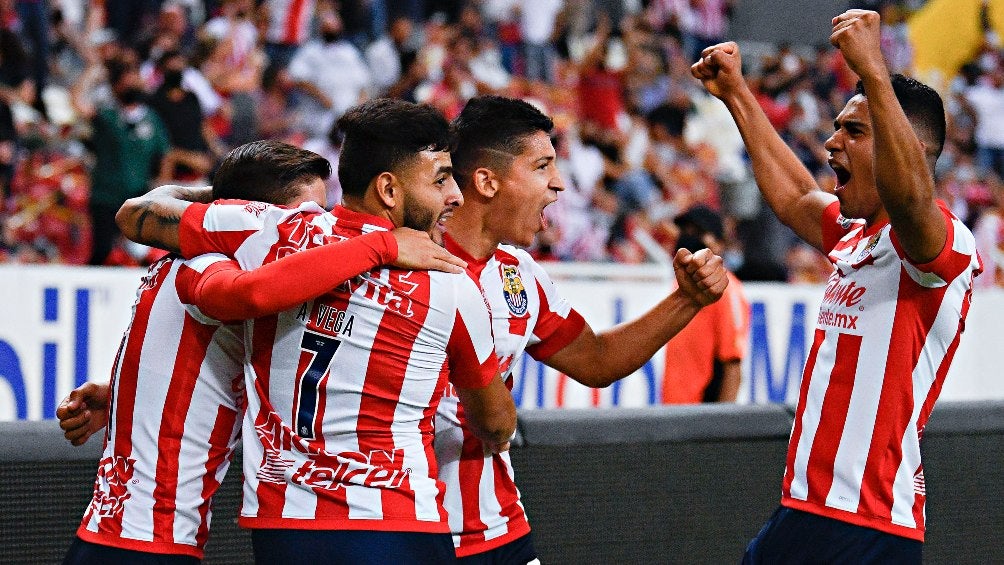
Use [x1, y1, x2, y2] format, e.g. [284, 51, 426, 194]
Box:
[2, 402, 1002, 563]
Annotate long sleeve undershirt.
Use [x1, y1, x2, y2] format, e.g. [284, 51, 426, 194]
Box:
[177, 231, 397, 322]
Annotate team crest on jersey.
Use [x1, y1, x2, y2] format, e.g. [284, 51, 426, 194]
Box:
[857, 231, 881, 261]
[501, 265, 528, 316]
[243, 201, 269, 216]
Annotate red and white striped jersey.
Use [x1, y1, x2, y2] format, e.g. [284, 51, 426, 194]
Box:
[781, 201, 982, 541]
[263, 0, 315, 46]
[436, 236, 585, 556]
[179, 202, 500, 533]
[77, 255, 245, 559]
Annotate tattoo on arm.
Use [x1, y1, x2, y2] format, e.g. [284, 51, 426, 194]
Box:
[132, 200, 183, 252]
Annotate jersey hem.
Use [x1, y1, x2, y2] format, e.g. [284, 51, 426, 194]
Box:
[454, 519, 532, 557]
[239, 516, 450, 533]
[781, 497, 925, 542]
[76, 527, 204, 558]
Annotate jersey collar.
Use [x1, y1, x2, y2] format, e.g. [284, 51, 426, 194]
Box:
[333, 205, 395, 232]
[443, 233, 492, 278]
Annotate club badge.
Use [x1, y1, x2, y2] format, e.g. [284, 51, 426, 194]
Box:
[857, 231, 881, 261]
[501, 265, 528, 316]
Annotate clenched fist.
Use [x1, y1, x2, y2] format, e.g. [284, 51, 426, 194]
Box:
[673, 248, 728, 307]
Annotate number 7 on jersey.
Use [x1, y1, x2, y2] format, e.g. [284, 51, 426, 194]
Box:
[294, 331, 341, 439]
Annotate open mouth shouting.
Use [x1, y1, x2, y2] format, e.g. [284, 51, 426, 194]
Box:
[829, 160, 851, 192]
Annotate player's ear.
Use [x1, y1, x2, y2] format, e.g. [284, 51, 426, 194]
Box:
[473, 167, 498, 198]
[374, 172, 398, 208]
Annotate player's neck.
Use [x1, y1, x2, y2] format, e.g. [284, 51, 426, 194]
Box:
[444, 203, 499, 260]
[342, 194, 395, 226]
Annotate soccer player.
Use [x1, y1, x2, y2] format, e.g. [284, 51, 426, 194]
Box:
[437, 95, 729, 562]
[690, 10, 981, 562]
[58, 140, 465, 563]
[117, 98, 517, 564]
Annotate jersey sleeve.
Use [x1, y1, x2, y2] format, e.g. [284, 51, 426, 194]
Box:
[446, 276, 501, 390]
[174, 254, 230, 325]
[891, 203, 983, 288]
[176, 232, 398, 322]
[523, 261, 586, 361]
[178, 200, 325, 260]
[178, 201, 266, 259]
[821, 200, 854, 254]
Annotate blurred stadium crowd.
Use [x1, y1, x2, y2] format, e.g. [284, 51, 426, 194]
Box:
[0, 0, 1001, 287]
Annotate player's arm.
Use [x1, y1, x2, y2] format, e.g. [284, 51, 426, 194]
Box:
[830, 10, 946, 262]
[717, 360, 742, 402]
[449, 280, 518, 453]
[455, 377, 517, 454]
[544, 249, 729, 387]
[56, 382, 110, 446]
[179, 230, 464, 321]
[115, 184, 213, 253]
[691, 42, 836, 252]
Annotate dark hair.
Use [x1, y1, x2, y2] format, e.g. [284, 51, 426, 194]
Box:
[855, 74, 946, 160]
[646, 103, 687, 138]
[156, 49, 183, 70]
[105, 58, 132, 88]
[336, 98, 451, 198]
[213, 140, 331, 203]
[450, 95, 554, 187]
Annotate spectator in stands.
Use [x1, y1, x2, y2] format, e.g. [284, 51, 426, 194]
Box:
[262, 0, 317, 69]
[288, 6, 372, 141]
[86, 60, 169, 265]
[201, 0, 264, 147]
[365, 15, 416, 95]
[69, 28, 125, 121]
[546, 126, 618, 261]
[147, 50, 214, 184]
[662, 205, 748, 403]
[971, 173, 1004, 288]
[577, 13, 627, 133]
[0, 27, 35, 110]
[255, 63, 302, 143]
[15, 0, 52, 117]
[964, 63, 1004, 179]
[518, 0, 563, 82]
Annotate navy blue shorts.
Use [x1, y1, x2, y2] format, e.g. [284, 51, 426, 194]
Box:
[62, 537, 200, 565]
[743, 506, 922, 564]
[251, 529, 457, 564]
[456, 532, 538, 564]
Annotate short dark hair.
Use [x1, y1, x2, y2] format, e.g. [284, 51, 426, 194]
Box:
[855, 74, 946, 160]
[213, 140, 331, 204]
[336, 98, 452, 198]
[646, 103, 687, 137]
[450, 95, 554, 187]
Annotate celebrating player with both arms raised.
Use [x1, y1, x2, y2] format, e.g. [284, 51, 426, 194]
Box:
[692, 9, 981, 563]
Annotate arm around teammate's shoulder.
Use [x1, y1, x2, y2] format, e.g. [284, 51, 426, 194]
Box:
[116, 184, 213, 253]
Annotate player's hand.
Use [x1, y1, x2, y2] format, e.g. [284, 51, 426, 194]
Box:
[690, 41, 746, 100]
[390, 228, 467, 274]
[484, 440, 511, 456]
[673, 248, 728, 307]
[56, 382, 110, 446]
[830, 10, 886, 80]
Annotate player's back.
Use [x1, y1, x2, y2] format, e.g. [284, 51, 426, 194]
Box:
[78, 255, 244, 559]
[181, 203, 500, 532]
